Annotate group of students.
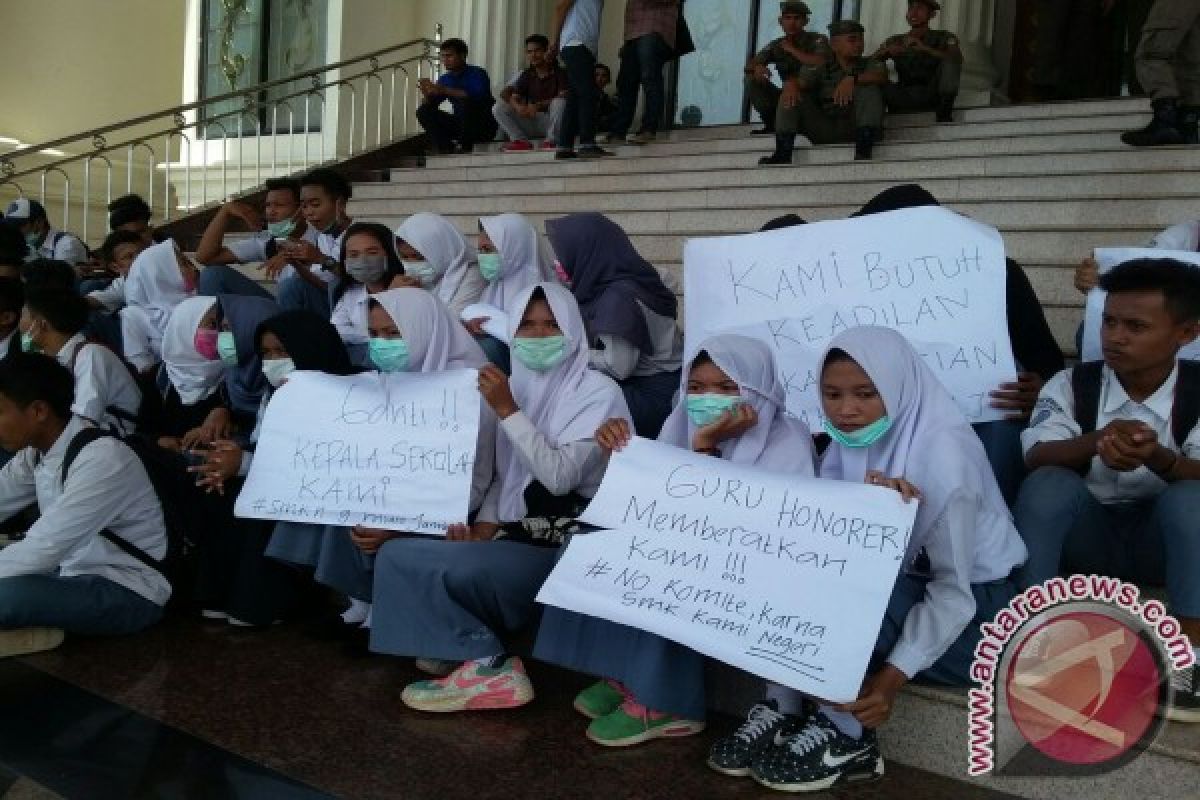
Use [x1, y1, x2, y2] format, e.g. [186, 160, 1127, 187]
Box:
[0, 173, 1197, 793]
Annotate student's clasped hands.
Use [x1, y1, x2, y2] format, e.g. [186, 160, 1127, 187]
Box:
[189, 440, 244, 495]
[1096, 419, 1159, 472]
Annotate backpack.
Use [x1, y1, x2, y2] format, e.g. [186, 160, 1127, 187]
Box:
[60, 428, 187, 587]
[1070, 359, 1200, 447]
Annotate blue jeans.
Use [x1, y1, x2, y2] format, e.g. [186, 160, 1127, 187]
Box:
[275, 273, 331, 316]
[1014, 467, 1200, 617]
[0, 574, 163, 635]
[559, 45, 600, 150]
[611, 33, 672, 137]
[972, 420, 1026, 507]
[197, 264, 273, 300]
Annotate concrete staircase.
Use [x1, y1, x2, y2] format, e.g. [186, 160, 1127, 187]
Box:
[353, 96, 1200, 357]
[343, 97, 1200, 797]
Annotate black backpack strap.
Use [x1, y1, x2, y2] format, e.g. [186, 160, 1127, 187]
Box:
[60, 428, 166, 574]
[1070, 361, 1106, 435]
[1173, 360, 1200, 448]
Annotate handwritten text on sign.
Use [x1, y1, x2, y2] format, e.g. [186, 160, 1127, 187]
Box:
[683, 207, 1017, 428]
[234, 370, 481, 533]
[536, 437, 917, 702]
[1081, 248, 1200, 363]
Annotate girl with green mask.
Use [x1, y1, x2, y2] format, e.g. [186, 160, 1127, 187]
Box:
[373, 282, 630, 716]
[331, 223, 406, 367]
[540, 334, 817, 748]
[714, 326, 1026, 792]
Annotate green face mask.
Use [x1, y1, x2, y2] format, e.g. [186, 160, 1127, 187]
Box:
[24, 232, 42, 249]
[19, 331, 36, 353]
[369, 337, 410, 373]
[402, 260, 436, 287]
[686, 393, 742, 427]
[216, 331, 238, 367]
[477, 252, 503, 283]
[512, 335, 568, 372]
[267, 216, 297, 238]
[823, 415, 893, 449]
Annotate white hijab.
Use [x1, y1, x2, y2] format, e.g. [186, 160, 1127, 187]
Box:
[125, 239, 193, 334]
[394, 213, 477, 308]
[658, 335, 815, 475]
[496, 282, 631, 521]
[369, 288, 487, 372]
[478, 213, 558, 310]
[817, 326, 1013, 553]
[162, 296, 224, 405]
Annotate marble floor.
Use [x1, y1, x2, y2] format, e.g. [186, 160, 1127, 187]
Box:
[0, 617, 1022, 800]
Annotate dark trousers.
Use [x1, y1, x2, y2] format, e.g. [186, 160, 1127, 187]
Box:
[611, 33, 673, 136]
[416, 99, 498, 153]
[559, 45, 600, 150]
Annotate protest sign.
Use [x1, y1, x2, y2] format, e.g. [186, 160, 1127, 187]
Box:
[1081, 248, 1200, 363]
[536, 437, 917, 702]
[683, 206, 1017, 428]
[234, 369, 481, 533]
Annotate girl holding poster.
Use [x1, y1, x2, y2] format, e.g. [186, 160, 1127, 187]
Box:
[369, 283, 630, 712]
[710, 326, 1026, 794]
[535, 335, 817, 747]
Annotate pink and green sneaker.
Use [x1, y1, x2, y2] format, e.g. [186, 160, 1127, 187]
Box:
[573, 679, 626, 719]
[401, 656, 535, 713]
[586, 695, 705, 747]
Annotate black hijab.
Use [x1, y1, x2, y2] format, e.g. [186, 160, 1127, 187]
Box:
[255, 310, 357, 376]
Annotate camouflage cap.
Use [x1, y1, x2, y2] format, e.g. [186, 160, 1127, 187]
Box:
[780, 2, 812, 15]
[909, 0, 942, 10]
[828, 20, 865, 37]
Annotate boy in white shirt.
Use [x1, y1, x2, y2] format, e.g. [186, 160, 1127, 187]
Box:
[4, 198, 88, 266]
[0, 354, 167, 657]
[1016, 258, 1200, 722]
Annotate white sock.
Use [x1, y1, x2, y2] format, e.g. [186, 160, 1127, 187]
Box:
[340, 598, 369, 625]
[361, 606, 373, 629]
[470, 654, 506, 669]
[766, 682, 807, 715]
[819, 705, 863, 739]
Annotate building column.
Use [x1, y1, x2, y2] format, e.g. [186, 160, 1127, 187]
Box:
[858, 0, 998, 104]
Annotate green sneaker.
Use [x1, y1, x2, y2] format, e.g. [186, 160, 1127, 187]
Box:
[573, 679, 625, 719]
[586, 698, 705, 747]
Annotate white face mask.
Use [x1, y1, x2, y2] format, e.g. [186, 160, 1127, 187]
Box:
[261, 357, 296, 388]
[401, 259, 436, 287]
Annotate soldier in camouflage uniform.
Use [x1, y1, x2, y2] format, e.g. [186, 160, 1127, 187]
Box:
[1122, 0, 1200, 146]
[744, 2, 831, 135]
[873, 0, 962, 122]
[759, 20, 887, 165]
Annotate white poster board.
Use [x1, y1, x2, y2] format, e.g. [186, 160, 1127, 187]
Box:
[683, 207, 1017, 429]
[1081, 248, 1200, 363]
[234, 370, 481, 533]
[536, 437, 917, 703]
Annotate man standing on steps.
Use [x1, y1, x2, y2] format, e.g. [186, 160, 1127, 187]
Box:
[873, 0, 962, 123]
[550, 0, 614, 159]
[744, 2, 830, 137]
[1121, 0, 1200, 146]
[607, 0, 683, 146]
[759, 20, 887, 165]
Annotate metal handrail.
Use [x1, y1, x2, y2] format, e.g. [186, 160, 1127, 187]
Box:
[2, 38, 433, 160]
[0, 31, 441, 244]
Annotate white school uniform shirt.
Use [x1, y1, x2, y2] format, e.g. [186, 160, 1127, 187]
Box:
[88, 275, 127, 312]
[0, 416, 170, 606]
[57, 334, 142, 435]
[32, 228, 89, 265]
[560, 0, 605, 54]
[331, 284, 370, 344]
[1146, 220, 1200, 252]
[227, 228, 320, 283]
[591, 300, 683, 381]
[313, 226, 348, 285]
[0, 329, 14, 357]
[1021, 363, 1200, 504]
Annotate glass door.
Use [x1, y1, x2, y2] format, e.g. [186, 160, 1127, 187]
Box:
[673, 0, 860, 127]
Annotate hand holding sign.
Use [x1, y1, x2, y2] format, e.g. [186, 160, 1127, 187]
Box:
[536, 437, 918, 703]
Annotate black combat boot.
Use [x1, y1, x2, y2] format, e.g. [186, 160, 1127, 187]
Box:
[936, 94, 956, 123]
[853, 127, 874, 161]
[758, 133, 795, 165]
[1121, 98, 1185, 147]
[1180, 106, 1199, 145]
